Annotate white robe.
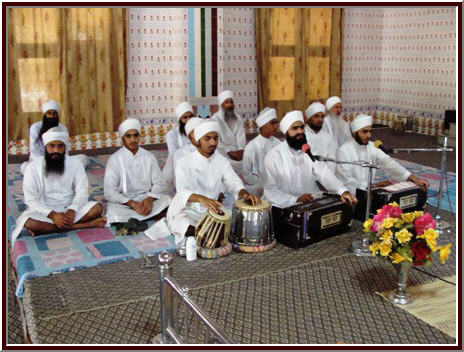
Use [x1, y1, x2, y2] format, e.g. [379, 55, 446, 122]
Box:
[211, 109, 247, 174]
[166, 127, 190, 155]
[161, 142, 197, 196]
[324, 113, 352, 148]
[304, 125, 337, 173]
[166, 150, 244, 245]
[335, 139, 412, 195]
[242, 134, 280, 196]
[11, 156, 97, 243]
[104, 146, 171, 224]
[20, 121, 89, 174]
[263, 141, 348, 208]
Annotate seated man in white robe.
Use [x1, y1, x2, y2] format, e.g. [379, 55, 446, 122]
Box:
[242, 107, 280, 196]
[11, 128, 105, 242]
[324, 96, 352, 148]
[166, 120, 260, 246]
[263, 111, 358, 209]
[304, 102, 337, 173]
[335, 114, 429, 195]
[104, 119, 171, 224]
[162, 117, 204, 196]
[166, 101, 195, 155]
[20, 100, 89, 174]
[211, 90, 246, 173]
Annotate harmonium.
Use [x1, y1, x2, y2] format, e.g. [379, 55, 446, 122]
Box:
[354, 181, 427, 220]
[272, 194, 354, 249]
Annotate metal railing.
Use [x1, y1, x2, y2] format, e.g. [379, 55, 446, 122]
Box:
[152, 251, 235, 344]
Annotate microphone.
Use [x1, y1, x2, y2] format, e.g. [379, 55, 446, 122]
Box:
[301, 144, 317, 162]
[374, 140, 392, 154]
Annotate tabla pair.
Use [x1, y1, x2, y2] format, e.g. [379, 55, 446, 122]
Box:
[195, 198, 276, 259]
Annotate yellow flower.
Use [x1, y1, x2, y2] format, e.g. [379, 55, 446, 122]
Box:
[379, 241, 392, 256]
[401, 212, 415, 223]
[363, 218, 373, 232]
[377, 209, 382, 214]
[382, 217, 395, 229]
[418, 228, 439, 251]
[369, 242, 380, 256]
[395, 228, 412, 244]
[394, 218, 405, 227]
[388, 201, 399, 207]
[380, 230, 393, 242]
[391, 252, 405, 264]
[413, 210, 423, 219]
[438, 244, 452, 264]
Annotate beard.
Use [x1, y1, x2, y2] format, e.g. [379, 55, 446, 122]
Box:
[44, 150, 65, 176]
[224, 108, 237, 121]
[354, 132, 368, 145]
[179, 120, 187, 136]
[286, 132, 307, 150]
[308, 121, 322, 132]
[38, 114, 59, 141]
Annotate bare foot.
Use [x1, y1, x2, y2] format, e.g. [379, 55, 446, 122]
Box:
[89, 217, 107, 228]
[27, 228, 36, 237]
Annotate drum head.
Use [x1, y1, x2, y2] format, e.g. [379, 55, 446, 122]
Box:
[235, 199, 270, 211]
[207, 207, 231, 221]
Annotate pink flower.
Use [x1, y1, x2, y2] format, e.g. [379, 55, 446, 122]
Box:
[389, 206, 403, 218]
[414, 213, 436, 235]
[380, 204, 403, 218]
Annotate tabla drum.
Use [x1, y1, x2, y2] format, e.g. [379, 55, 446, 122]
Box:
[230, 199, 276, 253]
[195, 207, 231, 250]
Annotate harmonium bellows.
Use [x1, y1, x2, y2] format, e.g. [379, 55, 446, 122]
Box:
[272, 194, 353, 250]
[354, 181, 427, 220]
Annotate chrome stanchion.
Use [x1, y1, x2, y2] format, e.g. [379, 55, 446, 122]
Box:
[434, 136, 452, 234]
[153, 251, 174, 344]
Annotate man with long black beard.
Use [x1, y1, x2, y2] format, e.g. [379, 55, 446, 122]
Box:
[20, 100, 89, 174]
[211, 90, 246, 174]
[263, 111, 357, 209]
[11, 128, 105, 242]
[335, 114, 429, 195]
[166, 101, 194, 155]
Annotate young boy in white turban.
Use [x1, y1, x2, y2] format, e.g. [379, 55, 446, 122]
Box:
[211, 90, 246, 173]
[104, 119, 171, 224]
[11, 128, 105, 242]
[166, 120, 260, 247]
[166, 101, 195, 155]
[242, 107, 280, 196]
[20, 100, 89, 174]
[263, 111, 357, 209]
[335, 114, 429, 195]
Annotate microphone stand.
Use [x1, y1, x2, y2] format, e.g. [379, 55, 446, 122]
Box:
[317, 157, 379, 256]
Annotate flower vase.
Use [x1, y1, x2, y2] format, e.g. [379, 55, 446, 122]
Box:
[388, 261, 413, 305]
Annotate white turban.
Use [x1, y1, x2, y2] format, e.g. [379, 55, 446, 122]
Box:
[175, 101, 194, 120]
[280, 111, 304, 135]
[325, 96, 342, 112]
[185, 117, 203, 136]
[256, 108, 277, 128]
[118, 118, 142, 137]
[42, 100, 60, 114]
[42, 126, 69, 147]
[305, 102, 326, 119]
[218, 90, 234, 107]
[351, 114, 373, 133]
[194, 121, 220, 142]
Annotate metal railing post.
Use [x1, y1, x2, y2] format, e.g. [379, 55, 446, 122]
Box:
[153, 251, 173, 344]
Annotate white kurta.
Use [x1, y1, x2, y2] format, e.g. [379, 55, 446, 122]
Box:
[324, 113, 352, 148]
[11, 156, 97, 243]
[104, 146, 171, 224]
[211, 109, 247, 174]
[166, 127, 190, 155]
[304, 125, 337, 173]
[242, 134, 280, 195]
[263, 141, 348, 208]
[335, 139, 412, 195]
[166, 150, 244, 245]
[20, 121, 88, 174]
[162, 142, 197, 196]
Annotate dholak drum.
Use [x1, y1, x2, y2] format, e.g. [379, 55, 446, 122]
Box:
[230, 199, 276, 253]
[195, 207, 232, 259]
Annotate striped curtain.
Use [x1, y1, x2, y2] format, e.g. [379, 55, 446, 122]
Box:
[255, 8, 343, 120]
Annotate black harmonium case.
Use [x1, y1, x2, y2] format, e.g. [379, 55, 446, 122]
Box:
[272, 195, 353, 250]
[354, 182, 427, 221]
